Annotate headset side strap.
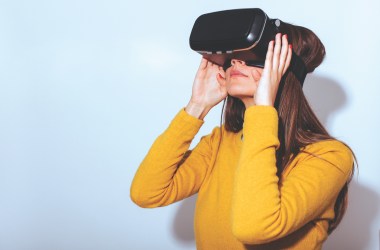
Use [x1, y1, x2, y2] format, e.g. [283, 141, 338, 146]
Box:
[289, 51, 307, 86]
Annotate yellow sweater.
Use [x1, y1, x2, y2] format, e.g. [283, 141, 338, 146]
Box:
[130, 105, 354, 250]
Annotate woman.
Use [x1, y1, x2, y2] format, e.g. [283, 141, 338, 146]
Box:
[130, 21, 358, 249]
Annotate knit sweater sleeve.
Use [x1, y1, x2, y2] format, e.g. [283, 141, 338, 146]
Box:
[231, 105, 354, 244]
[130, 107, 219, 208]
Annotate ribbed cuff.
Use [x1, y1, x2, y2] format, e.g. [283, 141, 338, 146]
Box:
[166, 107, 205, 138]
[243, 105, 279, 142]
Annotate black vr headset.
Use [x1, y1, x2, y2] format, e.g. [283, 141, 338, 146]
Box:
[189, 8, 308, 86]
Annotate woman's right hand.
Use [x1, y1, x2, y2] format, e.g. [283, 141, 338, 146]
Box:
[189, 57, 228, 109]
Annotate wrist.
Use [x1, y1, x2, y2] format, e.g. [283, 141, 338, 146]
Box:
[185, 101, 211, 120]
[254, 96, 274, 107]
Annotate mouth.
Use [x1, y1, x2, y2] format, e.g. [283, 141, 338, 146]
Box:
[230, 69, 248, 78]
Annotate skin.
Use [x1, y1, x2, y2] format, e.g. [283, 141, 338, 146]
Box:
[185, 33, 292, 120]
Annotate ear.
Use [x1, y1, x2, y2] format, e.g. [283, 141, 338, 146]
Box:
[217, 73, 227, 87]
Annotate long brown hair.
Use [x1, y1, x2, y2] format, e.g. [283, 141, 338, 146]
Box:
[218, 22, 358, 234]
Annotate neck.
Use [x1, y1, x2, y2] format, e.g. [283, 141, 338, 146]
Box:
[241, 97, 255, 109]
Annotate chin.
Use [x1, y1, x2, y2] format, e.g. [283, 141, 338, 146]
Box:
[227, 85, 256, 99]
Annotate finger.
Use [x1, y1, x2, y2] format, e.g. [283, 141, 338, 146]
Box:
[209, 63, 220, 75]
[199, 57, 208, 70]
[212, 63, 220, 69]
[263, 40, 274, 76]
[278, 34, 289, 75]
[284, 44, 293, 74]
[219, 68, 226, 78]
[204, 58, 212, 70]
[272, 33, 282, 71]
[218, 66, 226, 77]
[216, 73, 227, 87]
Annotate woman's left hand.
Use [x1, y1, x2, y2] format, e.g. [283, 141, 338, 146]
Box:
[253, 33, 292, 106]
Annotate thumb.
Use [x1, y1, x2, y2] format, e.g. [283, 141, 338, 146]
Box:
[216, 73, 227, 87]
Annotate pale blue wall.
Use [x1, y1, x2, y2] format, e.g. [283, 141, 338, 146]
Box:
[0, 1, 379, 249]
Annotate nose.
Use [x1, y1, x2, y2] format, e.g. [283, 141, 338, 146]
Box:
[231, 59, 246, 67]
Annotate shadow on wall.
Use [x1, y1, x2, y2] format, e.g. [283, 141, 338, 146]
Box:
[303, 74, 347, 127]
[305, 75, 380, 248]
[324, 180, 380, 250]
[170, 75, 379, 249]
[171, 194, 196, 245]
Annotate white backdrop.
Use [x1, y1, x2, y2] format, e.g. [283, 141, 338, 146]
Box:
[0, 0, 379, 249]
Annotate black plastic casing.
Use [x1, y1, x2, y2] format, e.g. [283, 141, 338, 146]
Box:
[189, 8, 280, 66]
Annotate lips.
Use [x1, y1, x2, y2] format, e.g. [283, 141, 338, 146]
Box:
[230, 69, 248, 77]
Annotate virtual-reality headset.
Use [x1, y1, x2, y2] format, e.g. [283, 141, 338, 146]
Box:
[189, 8, 308, 85]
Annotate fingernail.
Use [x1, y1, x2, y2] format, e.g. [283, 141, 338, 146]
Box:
[289, 44, 293, 49]
[284, 34, 288, 39]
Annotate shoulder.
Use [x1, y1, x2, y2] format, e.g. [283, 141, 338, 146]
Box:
[302, 139, 353, 159]
[198, 125, 223, 145]
[299, 139, 354, 176]
[208, 124, 230, 139]
[199, 124, 238, 148]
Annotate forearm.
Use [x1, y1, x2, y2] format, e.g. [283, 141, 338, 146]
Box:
[130, 107, 204, 207]
[231, 105, 281, 243]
